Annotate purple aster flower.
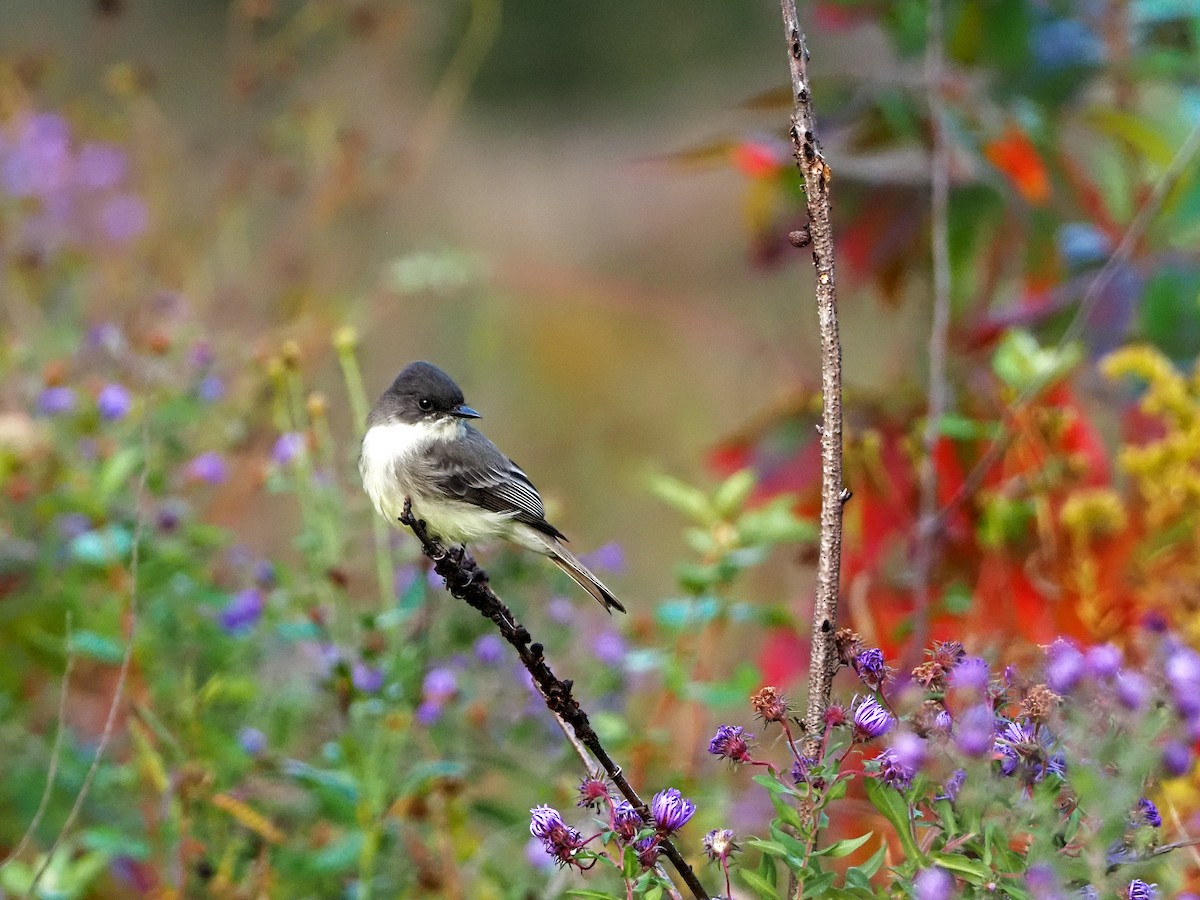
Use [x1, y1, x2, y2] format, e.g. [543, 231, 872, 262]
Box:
[351, 662, 384, 693]
[876, 747, 915, 791]
[708, 725, 754, 763]
[591, 630, 626, 666]
[611, 800, 644, 844]
[1131, 797, 1162, 828]
[1045, 638, 1085, 693]
[548, 596, 574, 623]
[650, 787, 695, 834]
[1126, 880, 1157, 900]
[948, 656, 989, 693]
[272, 432, 305, 466]
[1167, 647, 1200, 716]
[1163, 741, 1192, 777]
[529, 805, 585, 868]
[96, 383, 132, 421]
[3, 112, 72, 197]
[933, 708, 954, 733]
[936, 769, 966, 804]
[76, 141, 127, 190]
[635, 836, 661, 868]
[186, 451, 228, 485]
[253, 560, 276, 587]
[851, 695, 894, 742]
[524, 836, 553, 871]
[423, 667, 457, 702]
[415, 700, 442, 725]
[197, 374, 224, 403]
[914, 866, 954, 900]
[853, 648, 888, 688]
[155, 498, 188, 532]
[1115, 671, 1150, 711]
[1085, 643, 1122, 679]
[703, 828, 738, 862]
[1025, 862, 1063, 900]
[888, 731, 927, 772]
[56, 512, 92, 539]
[37, 386, 76, 416]
[219, 588, 264, 633]
[473, 633, 504, 665]
[996, 719, 1065, 783]
[581, 541, 624, 573]
[237, 726, 267, 756]
[99, 192, 148, 244]
[576, 775, 609, 810]
[954, 704, 996, 757]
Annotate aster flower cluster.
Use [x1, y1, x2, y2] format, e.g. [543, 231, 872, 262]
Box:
[690, 632, 1200, 898]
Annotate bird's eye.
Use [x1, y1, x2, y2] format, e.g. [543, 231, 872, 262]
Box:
[418, 397, 433, 411]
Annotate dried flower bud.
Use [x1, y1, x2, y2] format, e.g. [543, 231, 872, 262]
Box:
[834, 627, 864, 667]
[1020, 684, 1062, 723]
[912, 660, 948, 691]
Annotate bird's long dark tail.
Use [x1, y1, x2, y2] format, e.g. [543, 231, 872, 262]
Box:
[547, 544, 626, 615]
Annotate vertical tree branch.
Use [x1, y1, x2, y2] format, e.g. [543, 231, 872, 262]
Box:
[777, 2, 846, 758]
[912, 0, 952, 656]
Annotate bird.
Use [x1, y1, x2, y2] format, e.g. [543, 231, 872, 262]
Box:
[359, 361, 626, 614]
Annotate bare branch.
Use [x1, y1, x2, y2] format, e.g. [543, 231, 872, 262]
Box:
[777, 1, 846, 759]
[399, 502, 709, 900]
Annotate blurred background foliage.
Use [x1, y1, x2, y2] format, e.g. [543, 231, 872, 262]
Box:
[1, 0, 1200, 896]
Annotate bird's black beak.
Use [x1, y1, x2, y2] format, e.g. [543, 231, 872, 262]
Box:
[451, 404, 481, 419]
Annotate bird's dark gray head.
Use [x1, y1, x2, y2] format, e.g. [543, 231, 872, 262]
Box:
[368, 361, 482, 426]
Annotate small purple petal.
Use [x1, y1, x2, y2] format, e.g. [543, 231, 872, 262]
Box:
[272, 432, 305, 466]
[591, 630, 626, 666]
[1163, 741, 1192, 777]
[351, 662, 384, 693]
[76, 142, 128, 190]
[473, 634, 504, 665]
[581, 541, 625, 574]
[96, 383, 132, 421]
[1115, 671, 1150, 711]
[38, 386, 76, 416]
[948, 656, 989, 692]
[914, 866, 954, 900]
[1085, 643, 1122, 679]
[1045, 639, 1085, 693]
[186, 451, 228, 485]
[219, 588, 264, 633]
[99, 193, 148, 244]
[422, 667, 457, 701]
[237, 726, 267, 756]
[197, 374, 225, 403]
[954, 705, 996, 757]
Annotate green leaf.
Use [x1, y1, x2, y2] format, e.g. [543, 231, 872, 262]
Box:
[645, 886, 663, 900]
[814, 832, 874, 859]
[844, 843, 887, 885]
[802, 871, 836, 898]
[1139, 266, 1200, 360]
[991, 330, 1082, 394]
[565, 891, 619, 899]
[753, 774, 799, 797]
[69, 629, 125, 664]
[309, 830, 364, 873]
[937, 414, 1002, 441]
[864, 777, 921, 862]
[769, 794, 806, 831]
[648, 474, 714, 524]
[97, 446, 142, 504]
[744, 838, 791, 859]
[739, 868, 783, 900]
[713, 468, 757, 517]
[932, 853, 991, 884]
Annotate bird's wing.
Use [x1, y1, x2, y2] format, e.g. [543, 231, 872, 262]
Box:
[427, 427, 566, 540]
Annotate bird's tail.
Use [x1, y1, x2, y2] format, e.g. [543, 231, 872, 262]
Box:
[546, 544, 626, 615]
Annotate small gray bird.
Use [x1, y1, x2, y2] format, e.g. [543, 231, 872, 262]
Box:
[360, 361, 626, 614]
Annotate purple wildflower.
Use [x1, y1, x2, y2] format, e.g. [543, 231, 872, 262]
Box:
[1167, 647, 1200, 716]
[888, 731, 927, 772]
[253, 560, 276, 587]
[708, 725, 754, 763]
[1085, 643, 1122, 679]
[936, 769, 966, 804]
[1126, 880, 1157, 900]
[1131, 798, 1162, 828]
[954, 704, 996, 757]
[219, 588, 264, 633]
[186, 451, 228, 485]
[591, 630, 626, 666]
[524, 836, 554, 871]
[56, 513, 92, 539]
[237, 727, 267, 756]
[1045, 638, 1085, 693]
[3, 112, 72, 197]
[415, 700, 442, 725]
[577, 775, 609, 810]
[272, 432, 305, 466]
[851, 695, 894, 742]
[473, 633, 504, 665]
[99, 193, 148, 244]
[548, 596, 574, 624]
[995, 719, 1065, 783]
[38, 386, 76, 416]
[581, 541, 624, 573]
[351, 662, 384, 693]
[913, 866, 954, 900]
[197, 374, 224, 403]
[1115, 671, 1150, 711]
[1163, 741, 1192, 777]
[611, 801, 644, 844]
[853, 648, 888, 688]
[529, 805, 585, 868]
[948, 656, 990, 693]
[96, 383, 132, 421]
[635, 836, 661, 868]
[423, 667, 457, 702]
[1025, 862, 1063, 900]
[650, 788, 695, 834]
[76, 141, 127, 190]
[876, 747, 915, 791]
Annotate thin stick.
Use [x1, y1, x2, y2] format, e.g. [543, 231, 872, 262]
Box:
[777, 0, 846, 758]
[911, 0, 952, 657]
[1, 613, 76, 869]
[25, 432, 149, 898]
[399, 502, 708, 900]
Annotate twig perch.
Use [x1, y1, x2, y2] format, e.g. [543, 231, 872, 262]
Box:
[777, 2, 846, 758]
[398, 501, 709, 900]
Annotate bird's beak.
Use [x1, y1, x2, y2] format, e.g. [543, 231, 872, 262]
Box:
[451, 404, 481, 419]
